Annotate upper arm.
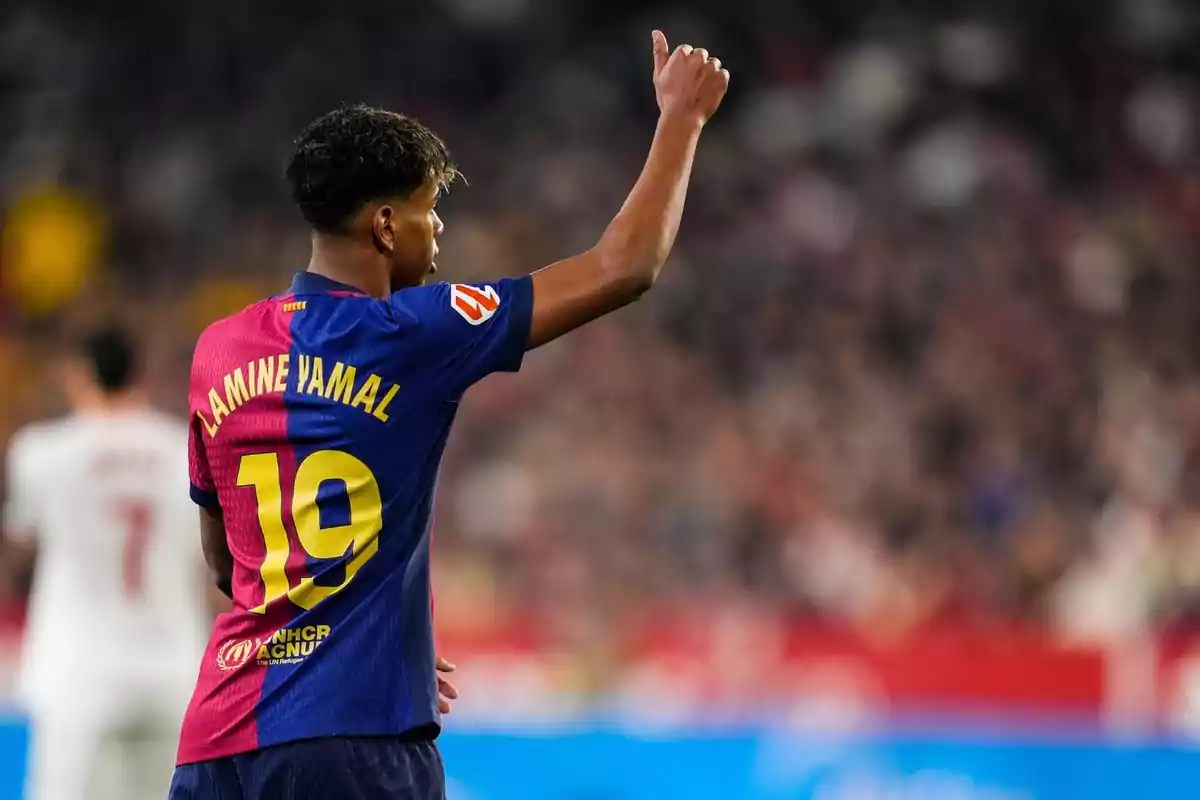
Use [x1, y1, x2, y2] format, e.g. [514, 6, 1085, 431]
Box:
[392, 277, 534, 396]
[186, 366, 229, 596]
[199, 505, 232, 599]
[3, 430, 44, 598]
[526, 251, 651, 350]
[173, 431, 211, 564]
[3, 429, 44, 545]
[188, 405, 219, 509]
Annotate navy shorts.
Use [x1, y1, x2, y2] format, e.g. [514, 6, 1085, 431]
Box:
[168, 736, 445, 800]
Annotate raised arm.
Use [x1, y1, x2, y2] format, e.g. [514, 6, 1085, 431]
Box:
[526, 31, 730, 349]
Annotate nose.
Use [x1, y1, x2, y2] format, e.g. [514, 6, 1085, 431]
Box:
[432, 210, 444, 237]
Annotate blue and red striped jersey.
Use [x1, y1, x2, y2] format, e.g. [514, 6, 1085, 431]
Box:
[178, 271, 533, 765]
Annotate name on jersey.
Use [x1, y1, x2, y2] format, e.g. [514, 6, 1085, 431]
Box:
[199, 353, 400, 439]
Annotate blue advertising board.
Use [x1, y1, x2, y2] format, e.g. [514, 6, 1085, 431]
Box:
[0, 716, 1197, 798]
[441, 724, 1200, 800]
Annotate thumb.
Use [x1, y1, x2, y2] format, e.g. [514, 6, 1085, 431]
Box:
[652, 30, 669, 76]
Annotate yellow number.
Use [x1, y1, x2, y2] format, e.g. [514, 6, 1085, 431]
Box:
[290, 451, 381, 609]
[238, 450, 383, 614]
[237, 454, 291, 614]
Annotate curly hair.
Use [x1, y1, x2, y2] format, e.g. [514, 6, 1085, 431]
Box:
[285, 104, 460, 233]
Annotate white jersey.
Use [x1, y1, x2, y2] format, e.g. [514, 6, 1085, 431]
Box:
[4, 410, 208, 709]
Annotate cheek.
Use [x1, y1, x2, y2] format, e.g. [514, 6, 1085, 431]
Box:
[395, 218, 433, 255]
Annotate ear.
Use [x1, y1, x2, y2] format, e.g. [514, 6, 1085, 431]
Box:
[372, 205, 395, 253]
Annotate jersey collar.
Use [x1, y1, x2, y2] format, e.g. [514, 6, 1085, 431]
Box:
[288, 272, 367, 296]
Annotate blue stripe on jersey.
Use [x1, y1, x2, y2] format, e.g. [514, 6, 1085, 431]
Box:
[190, 483, 220, 508]
[246, 271, 530, 749]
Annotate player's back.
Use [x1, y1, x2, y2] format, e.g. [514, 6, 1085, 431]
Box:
[8, 410, 208, 701]
[179, 271, 530, 764]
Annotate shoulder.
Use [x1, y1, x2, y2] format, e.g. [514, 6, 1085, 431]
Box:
[195, 298, 278, 349]
[6, 418, 73, 471]
[190, 298, 284, 386]
[136, 412, 191, 480]
[388, 281, 511, 328]
[383, 282, 443, 323]
[339, 283, 448, 340]
[136, 410, 190, 446]
[9, 417, 73, 451]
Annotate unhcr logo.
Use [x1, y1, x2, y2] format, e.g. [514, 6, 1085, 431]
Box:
[216, 638, 260, 672]
[215, 626, 333, 672]
[256, 625, 332, 665]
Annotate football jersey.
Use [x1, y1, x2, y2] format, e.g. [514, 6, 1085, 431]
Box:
[177, 271, 532, 765]
[3, 410, 209, 709]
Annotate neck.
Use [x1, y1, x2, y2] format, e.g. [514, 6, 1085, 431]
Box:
[74, 388, 146, 415]
[307, 233, 390, 299]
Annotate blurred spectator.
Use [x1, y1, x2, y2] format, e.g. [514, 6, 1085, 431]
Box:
[5, 0, 1200, 664]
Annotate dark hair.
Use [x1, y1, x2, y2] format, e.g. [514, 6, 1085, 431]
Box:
[81, 328, 138, 392]
[285, 104, 460, 233]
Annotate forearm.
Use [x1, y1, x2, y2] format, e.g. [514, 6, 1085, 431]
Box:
[207, 581, 233, 614]
[593, 112, 703, 293]
[524, 36, 725, 350]
[207, 550, 233, 599]
[211, 569, 233, 600]
[0, 539, 36, 604]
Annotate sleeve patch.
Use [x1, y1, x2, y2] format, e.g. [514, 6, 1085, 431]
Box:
[450, 284, 501, 326]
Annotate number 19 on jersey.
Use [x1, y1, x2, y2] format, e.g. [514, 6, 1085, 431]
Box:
[237, 450, 383, 614]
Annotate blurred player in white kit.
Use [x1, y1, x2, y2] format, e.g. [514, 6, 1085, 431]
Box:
[3, 329, 218, 800]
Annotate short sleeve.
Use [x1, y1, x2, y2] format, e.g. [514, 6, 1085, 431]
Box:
[188, 413, 219, 508]
[3, 429, 43, 542]
[173, 440, 207, 566]
[391, 276, 534, 395]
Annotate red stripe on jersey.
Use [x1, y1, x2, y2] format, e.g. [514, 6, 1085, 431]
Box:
[177, 296, 298, 764]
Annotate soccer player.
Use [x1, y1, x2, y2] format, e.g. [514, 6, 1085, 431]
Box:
[170, 31, 728, 799]
[4, 329, 216, 800]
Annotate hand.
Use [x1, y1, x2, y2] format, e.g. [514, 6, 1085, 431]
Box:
[651, 30, 730, 125]
[436, 656, 459, 714]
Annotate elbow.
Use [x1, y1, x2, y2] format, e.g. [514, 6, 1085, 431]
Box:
[212, 571, 233, 600]
[593, 240, 662, 301]
[206, 554, 233, 599]
[615, 267, 656, 300]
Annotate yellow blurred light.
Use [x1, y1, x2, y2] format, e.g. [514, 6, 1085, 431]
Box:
[186, 278, 272, 333]
[2, 187, 105, 316]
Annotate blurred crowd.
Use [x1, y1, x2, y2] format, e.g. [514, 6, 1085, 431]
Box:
[4, 0, 1200, 658]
